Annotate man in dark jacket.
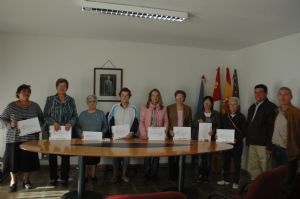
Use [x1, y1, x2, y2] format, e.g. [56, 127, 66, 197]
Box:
[246, 84, 277, 180]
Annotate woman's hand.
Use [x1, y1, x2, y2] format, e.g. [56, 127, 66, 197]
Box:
[65, 123, 72, 131]
[10, 119, 17, 128]
[169, 130, 175, 137]
[123, 132, 133, 139]
[208, 131, 214, 136]
[53, 122, 61, 131]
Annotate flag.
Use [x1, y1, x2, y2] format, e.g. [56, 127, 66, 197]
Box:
[212, 67, 221, 101]
[212, 67, 221, 111]
[224, 67, 232, 100]
[232, 69, 240, 98]
[196, 76, 205, 114]
[221, 67, 232, 114]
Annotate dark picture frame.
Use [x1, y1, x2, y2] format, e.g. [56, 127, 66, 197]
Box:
[94, 68, 123, 102]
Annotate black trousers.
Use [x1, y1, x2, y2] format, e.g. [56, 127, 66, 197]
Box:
[222, 149, 242, 184]
[49, 154, 70, 181]
[271, 145, 288, 168]
[198, 154, 211, 178]
[285, 156, 299, 196]
[144, 157, 159, 177]
[168, 156, 179, 180]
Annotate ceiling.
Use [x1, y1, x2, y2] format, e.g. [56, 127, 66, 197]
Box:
[0, 0, 300, 50]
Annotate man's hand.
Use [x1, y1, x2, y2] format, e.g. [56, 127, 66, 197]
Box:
[208, 131, 214, 136]
[267, 149, 272, 156]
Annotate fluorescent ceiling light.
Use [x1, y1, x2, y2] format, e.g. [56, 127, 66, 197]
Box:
[81, 1, 188, 22]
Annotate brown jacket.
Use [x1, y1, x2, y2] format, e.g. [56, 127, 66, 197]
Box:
[167, 104, 192, 137]
[284, 105, 300, 161]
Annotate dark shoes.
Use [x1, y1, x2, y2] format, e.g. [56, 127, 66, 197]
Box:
[197, 175, 209, 183]
[9, 183, 17, 192]
[49, 179, 58, 186]
[60, 180, 69, 187]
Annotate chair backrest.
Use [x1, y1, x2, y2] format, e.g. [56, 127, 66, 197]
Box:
[244, 166, 287, 199]
[106, 191, 187, 199]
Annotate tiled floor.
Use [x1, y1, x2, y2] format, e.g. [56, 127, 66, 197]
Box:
[0, 164, 248, 199]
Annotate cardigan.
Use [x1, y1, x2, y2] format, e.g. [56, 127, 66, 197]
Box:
[192, 110, 220, 141]
[283, 105, 300, 161]
[221, 111, 248, 154]
[139, 104, 169, 139]
[0, 101, 44, 143]
[167, 103, 192, 138]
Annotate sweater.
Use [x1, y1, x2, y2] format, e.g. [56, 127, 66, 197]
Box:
[139, 104, 169, 139]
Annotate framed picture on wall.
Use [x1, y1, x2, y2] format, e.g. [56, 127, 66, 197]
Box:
[94, 68, 123, 102]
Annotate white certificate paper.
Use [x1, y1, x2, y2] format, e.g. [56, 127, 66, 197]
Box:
[82, 131, 103, 141]
[198, 123, 212, 141]
[173, 127, 191, 140]
[18, 117, 41, 136]
[148, 127, 166, 141]
[216, 129, 235, 143]
[112, 124, 130, 140]
[49, 126, 72, 140]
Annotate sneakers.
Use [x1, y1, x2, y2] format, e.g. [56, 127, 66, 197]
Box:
[121, 175, 130, 183]
[23, 181, 33, 189]
[232, 183, 239, 190]
[217, 180, 230, 185]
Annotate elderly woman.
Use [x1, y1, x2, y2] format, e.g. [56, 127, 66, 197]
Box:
[167, 90, 192, 180]
[192, 96, 220, 183]
[139, 88, 169, 180]
[108, 88, 139, 183]
[0, 84, 44, 192]
[44, 78, 78, 186]
[78, 95, 108, 182]
[217, 97, 247, 190]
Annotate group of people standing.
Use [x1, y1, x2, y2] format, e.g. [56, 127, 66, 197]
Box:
[0, 79, 299, 197]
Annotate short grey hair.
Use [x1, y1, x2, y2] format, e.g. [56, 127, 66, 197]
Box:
[228, 97, 240, 106]
[86, 95, 97, 103]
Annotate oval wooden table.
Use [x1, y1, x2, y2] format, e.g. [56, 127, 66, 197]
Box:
[20, 139, 233, 199]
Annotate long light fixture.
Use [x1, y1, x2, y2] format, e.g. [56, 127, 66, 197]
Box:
[81, 1, 188, 22]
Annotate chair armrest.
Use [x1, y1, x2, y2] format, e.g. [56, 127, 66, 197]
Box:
[207, 192, 235, 199]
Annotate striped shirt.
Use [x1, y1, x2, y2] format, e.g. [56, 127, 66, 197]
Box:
[43, 94, 78, 129]
[0, 101, 44, 143]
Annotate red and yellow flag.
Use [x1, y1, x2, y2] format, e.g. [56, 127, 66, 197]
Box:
[212, 67, 221, 101]
[224, 67, 232, 100]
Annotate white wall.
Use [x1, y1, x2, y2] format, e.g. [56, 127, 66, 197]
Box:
[0, 33, 231, 164]
[0, 33, 231, 115]
[231, 32, 300, 170]
[232, 32, 300, 114]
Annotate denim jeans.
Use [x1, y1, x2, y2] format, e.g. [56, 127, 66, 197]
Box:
[271, 145, 288, 168]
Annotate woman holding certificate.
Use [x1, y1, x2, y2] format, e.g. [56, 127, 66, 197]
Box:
[192, 96, 220, 183]
[43, 78, 78, 186]
[108, 88, 139, 183]
[167, 90, 192, 180]
[78, 95, 108, 182]
[217, 97, 247, 189]
[139, 88, 169, 180]
[0, 84, 44, 192]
